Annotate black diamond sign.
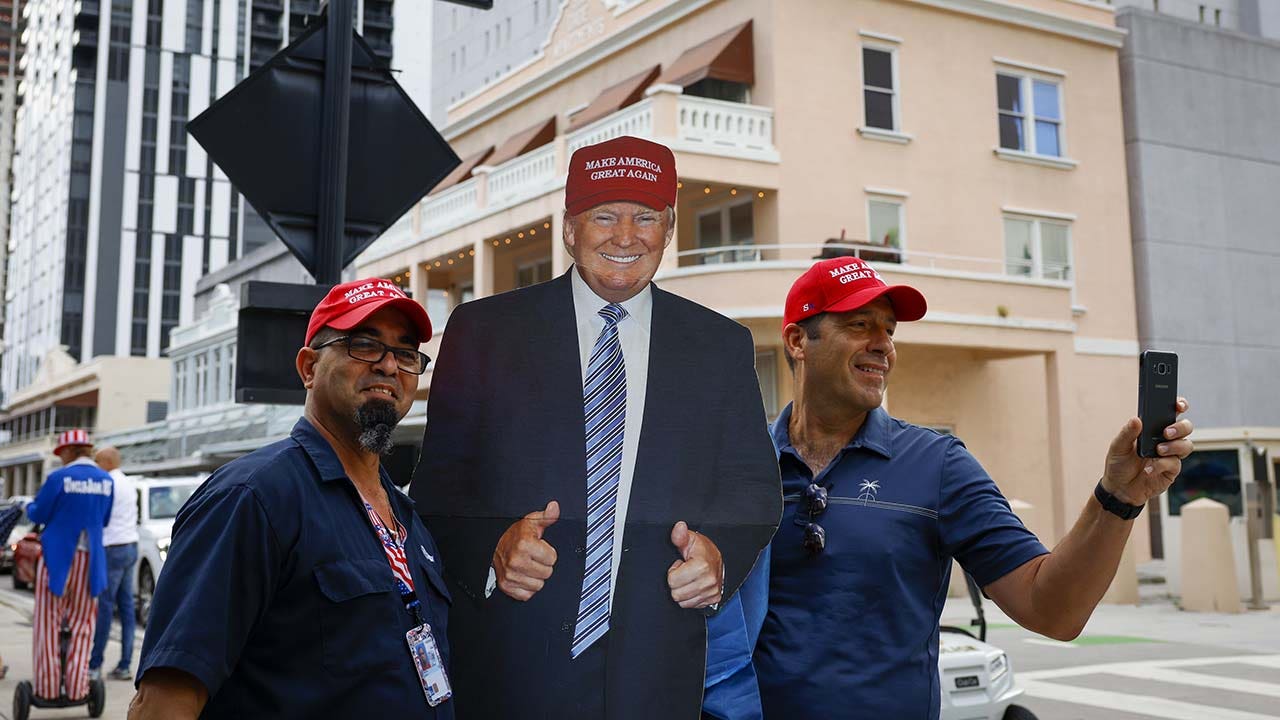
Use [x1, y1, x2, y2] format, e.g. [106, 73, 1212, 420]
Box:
[187, 15, 460, 276]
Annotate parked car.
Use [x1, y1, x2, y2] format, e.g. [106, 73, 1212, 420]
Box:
[12, 524, 40, 590]
[938, 572, 1038, 720]
[1, 497, 34, 574]
[134, 476, 203, 626]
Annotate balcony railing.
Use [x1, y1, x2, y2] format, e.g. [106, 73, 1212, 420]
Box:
[421, 178, 480, 237]
[676, 96, 774, 154]
[485, 144, 557, 208]
[671, 243, 1075, 284]
[362, 92, 777, 265]
[567, 100, 655, 154]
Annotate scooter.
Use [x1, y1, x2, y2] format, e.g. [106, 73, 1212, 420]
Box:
[11, 612, 105, 720]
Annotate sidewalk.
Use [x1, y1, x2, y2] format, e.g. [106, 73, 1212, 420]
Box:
[0, 589, 139, 720]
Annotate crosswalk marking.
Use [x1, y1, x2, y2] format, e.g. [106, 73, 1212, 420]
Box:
[1020, 680, 1280, 720]
[1021, 654, 1280, 680]
[1020, 655, 1280, 720]
[1104, 665, 1280, 699]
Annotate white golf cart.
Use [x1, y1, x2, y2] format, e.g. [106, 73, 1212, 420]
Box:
[938, 572, 1039, 720]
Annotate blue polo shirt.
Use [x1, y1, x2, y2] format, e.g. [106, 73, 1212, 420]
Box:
[754, 404, 1047, 720]
[138, 418, 454, 719]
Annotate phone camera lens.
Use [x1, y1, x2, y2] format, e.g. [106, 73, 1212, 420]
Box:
[1156, 362, 1169, 375]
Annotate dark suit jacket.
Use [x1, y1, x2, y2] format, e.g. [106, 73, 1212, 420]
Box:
[411, 270, 781, 719]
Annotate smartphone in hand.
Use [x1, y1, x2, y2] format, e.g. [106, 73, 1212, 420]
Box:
[1138, 350, 1179, 458]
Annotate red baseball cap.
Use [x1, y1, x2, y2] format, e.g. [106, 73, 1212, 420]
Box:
[53, 428, 93, 455]
[784, 257, 927, 328]
[305, 278, 433, 345]
[565, 135, 677, 216]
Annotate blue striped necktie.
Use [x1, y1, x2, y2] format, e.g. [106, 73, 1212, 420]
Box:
[572, 302, 628, 659]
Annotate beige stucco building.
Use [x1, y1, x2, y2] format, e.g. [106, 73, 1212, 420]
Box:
[0, 349, 171, 497]
[358, 0, 1141, 554]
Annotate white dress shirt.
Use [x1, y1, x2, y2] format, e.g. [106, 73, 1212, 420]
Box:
[102, 468, 139, 546]
[485, 269, 653, 606]
[570, 267, 652, 606]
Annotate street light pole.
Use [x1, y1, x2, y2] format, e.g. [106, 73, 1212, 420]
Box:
[316, 0, 354, 286]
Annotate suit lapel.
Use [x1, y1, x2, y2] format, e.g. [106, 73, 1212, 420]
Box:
[540, 271, 590, 524]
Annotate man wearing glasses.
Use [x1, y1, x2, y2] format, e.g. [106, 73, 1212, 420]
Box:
[129, 279, 455, 719]
[752, 257, 1194, 719]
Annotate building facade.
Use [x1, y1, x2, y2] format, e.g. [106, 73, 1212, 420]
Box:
[1117, 5, 1280, 596]
[1, 0, 395, 404]
[430, 0, 557, 121]
[0, 350, 169, 497]
[0, 0, 24, 352]
[359, 0, 1143, 555]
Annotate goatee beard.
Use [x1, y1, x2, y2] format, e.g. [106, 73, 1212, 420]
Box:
[354, 399, 400, 456]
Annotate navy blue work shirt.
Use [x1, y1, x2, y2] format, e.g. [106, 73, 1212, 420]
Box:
[138, 418, 454, 719]
[754, 404, 1047, 720]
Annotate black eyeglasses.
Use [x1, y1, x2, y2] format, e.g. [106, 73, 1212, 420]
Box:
[801, 483, 828, 555]
[314, 335, 431, 375]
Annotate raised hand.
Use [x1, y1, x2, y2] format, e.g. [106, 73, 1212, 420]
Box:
[667, 521, 723, 610]
[493, 500, 560, 601]
[1101, 397, 1194, 506]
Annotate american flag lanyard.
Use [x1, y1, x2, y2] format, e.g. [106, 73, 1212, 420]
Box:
[360, 493, 425, 625]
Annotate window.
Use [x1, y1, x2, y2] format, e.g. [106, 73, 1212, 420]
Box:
[862, 46, 897, 131]
[1003, 216, 1071, 280]
[866, 199, 904, 262]
[696, 201, 755, 264]
[1168, 449, 1242, 516]
[194, 353, 207, 406]
[516, 259, 552, 289]
[997, 73, 1063, 157]
[685, 78, 749, 103]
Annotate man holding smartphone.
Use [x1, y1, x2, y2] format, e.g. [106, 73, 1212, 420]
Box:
[751, 257, 1194, 720]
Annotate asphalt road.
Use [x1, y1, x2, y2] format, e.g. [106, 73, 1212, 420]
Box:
[2, 584, 1279, 719]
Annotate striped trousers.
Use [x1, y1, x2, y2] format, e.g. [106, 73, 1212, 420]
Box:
[33, 550, 97, 700]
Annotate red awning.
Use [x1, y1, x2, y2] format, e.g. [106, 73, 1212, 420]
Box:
[429, 145, 494, 195]
[484, 117, 558, 167]
[568, 65, 661, 131]
[655, 20, 754, 88]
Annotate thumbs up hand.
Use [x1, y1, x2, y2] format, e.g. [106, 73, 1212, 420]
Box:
[667, 521, 723, 610]
[493, 500, 560, 601]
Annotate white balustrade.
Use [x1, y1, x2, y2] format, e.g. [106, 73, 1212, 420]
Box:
[421, 177, 480, 234]
[486, 144, 558, 207]
[675, 96, 774, 153]
[566, 99, 655, 154]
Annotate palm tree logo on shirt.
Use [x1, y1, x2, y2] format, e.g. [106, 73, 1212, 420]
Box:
[857, 479, 880, 505]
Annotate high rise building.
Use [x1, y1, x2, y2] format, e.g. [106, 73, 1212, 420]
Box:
[0, 0, 25, 355]
[431, 0, 556, 122]
[1, 0, 396, 404]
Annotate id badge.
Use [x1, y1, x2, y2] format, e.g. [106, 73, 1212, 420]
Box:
[406, 623, 453, 707]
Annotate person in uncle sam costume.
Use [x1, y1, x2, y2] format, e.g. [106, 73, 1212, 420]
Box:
[750, 257, 1197, 719]
[24, 429, 115, 704]
[129, 279, 455, 720]
[412, 135, 782, 719]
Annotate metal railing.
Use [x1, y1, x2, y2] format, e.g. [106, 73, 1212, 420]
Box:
[673, 243, 1073, 282]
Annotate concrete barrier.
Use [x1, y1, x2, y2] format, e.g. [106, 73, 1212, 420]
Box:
[1103, 531, 1140, 605]
[1181, 498, 1243, 613]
